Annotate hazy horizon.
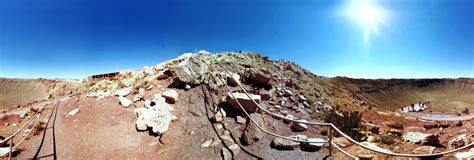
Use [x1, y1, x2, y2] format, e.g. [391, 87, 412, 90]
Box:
[1, 0, 473, 79]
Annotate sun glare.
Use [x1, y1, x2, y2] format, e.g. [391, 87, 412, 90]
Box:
[338, 0, 391, 44]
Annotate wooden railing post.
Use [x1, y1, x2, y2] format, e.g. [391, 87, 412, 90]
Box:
[328, 127, 333, 156]
[8, 138, 12, 160]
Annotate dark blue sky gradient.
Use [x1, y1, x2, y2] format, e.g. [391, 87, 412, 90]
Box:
[0, 0, 473, 79]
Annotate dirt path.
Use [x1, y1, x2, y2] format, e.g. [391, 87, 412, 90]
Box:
[32, 102, 59, 159]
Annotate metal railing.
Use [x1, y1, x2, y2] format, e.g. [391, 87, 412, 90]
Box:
[212, 58, 474, 159]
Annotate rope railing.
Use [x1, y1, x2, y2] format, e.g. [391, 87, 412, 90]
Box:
[0, 102, 56, 158]
[212, 58, 474, 158]
[0, 107, 42, 145]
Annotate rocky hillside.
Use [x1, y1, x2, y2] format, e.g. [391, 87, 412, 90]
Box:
[2, 51, 473, 159]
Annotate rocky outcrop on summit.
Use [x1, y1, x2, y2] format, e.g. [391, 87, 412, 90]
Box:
[170, 53, 213, 85]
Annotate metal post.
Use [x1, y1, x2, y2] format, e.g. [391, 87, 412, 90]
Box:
[8, 138, 12, 160]
[328, 127, 333, 156]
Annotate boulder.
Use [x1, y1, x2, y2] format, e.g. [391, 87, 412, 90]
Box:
[162, 90, 178, 104]
[291, 120, 308, 132]
[386, 122, 404, 130]
[201, 139, 213, 148]
[422, 134, 441, 147]
[68, 108, 80, 116]
[226, 72, 241, 87]
[302, 101, 310, 108]
[241, 113, 265, 145]
[118, 96, 132, 108]
[226, 92, 261, 113]
[258, 89, 271, 101]
[247, 71, 270, 85]
[412, 146, 436, 154]
[132, 88, 145, 102]
[113, 87, 133, 97]
[236, 116, 246, 124]
[448, 134, 474, 149]
[388, 129, 402, 137]
[283, 90, 293, 97]
[283, 114, 295, 124]
[423, 123, 439, 130]
[403, 132, 440, 146]
[270, 137, 299, 150]
[134, 103, 177, 134]
[211, 108, 226, 123]
[170, 55, 210, 85]
[301, 138, 325, 151]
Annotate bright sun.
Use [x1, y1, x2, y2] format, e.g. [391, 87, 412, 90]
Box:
[338, 0, 390, 44]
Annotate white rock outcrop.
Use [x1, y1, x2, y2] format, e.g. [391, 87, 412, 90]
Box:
[118, 96, 132, 108]
[133, 88, 145, 102]
[134, 97, 177, 134]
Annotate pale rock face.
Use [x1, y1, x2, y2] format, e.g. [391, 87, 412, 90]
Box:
[226, 92, 261, 113]
[68, 108, 80, 116]
[133, 88, 145, 102]
[118, 96, 132, 108]
[162, 90, 178, 104]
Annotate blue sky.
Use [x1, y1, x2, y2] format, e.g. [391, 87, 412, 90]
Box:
[0, 0, 473, 79]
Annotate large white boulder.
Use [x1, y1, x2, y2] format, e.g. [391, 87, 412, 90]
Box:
[226, 92, 261, 113]
[118, 96, 132, 108]
[134, 104, 177, 134]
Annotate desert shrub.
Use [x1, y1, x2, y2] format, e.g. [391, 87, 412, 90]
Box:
[323, 109, 364, 141]
[380, 134, 397, 145]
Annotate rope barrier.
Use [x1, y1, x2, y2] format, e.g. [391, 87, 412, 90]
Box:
[212, 57, 474, 158]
